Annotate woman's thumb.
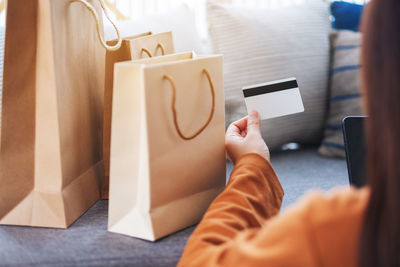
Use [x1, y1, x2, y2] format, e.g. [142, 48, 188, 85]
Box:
[247, 110, 261, 133]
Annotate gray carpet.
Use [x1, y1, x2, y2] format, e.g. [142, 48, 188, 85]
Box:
[0, 148, 348, 266]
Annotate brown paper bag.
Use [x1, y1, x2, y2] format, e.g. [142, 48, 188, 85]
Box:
[0, 0, 116, 228]
[108, 52, 226, 241]
[102, 32, 175, 199]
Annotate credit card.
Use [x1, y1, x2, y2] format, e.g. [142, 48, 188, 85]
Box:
[242, 77, 304, 120]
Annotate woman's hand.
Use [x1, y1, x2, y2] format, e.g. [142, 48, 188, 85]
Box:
[225, 110, 270, 164]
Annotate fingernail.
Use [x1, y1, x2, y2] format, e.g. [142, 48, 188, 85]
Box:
[249, 110, 258, 118]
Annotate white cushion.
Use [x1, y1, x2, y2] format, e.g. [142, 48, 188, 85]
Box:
[207, 1, 331, 150]
[104, 5, 204, 54]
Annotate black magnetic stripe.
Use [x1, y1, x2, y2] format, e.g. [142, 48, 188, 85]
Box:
[243, 80, 298, 98]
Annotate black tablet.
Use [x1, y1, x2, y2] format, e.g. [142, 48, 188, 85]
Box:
[342, 116, 367, 187]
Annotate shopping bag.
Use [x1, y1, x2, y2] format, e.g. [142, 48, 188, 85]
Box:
[0, 0, 118, 228]
[108, 52, 226, 241]
[102, 31, 175, 198]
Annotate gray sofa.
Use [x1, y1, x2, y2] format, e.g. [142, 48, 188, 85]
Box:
[0, 147, 348, 266]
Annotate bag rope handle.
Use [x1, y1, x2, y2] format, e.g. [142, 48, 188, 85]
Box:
[155, 43, 166, 56]
[140, 43, 166, 58]
[163, 69, 216, 140]
[141, 48, 152, 57]
[70, 0, 122, 51]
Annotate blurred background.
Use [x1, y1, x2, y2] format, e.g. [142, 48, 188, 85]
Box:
[0, 0, 367, 29]
[101, 0, 366, 40]
[0, 0, 367, 130]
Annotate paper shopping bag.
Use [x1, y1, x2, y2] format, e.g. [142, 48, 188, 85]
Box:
[108, 52, 226, 241]
[102, 32, 175, 199]
[0, 0, 115, 228]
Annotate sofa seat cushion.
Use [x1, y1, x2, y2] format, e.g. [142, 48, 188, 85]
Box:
[0, 148, 347, 266]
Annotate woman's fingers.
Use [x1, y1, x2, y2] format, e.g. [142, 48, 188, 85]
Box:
[227, 110, 260, 139]
[247, 110, 261, 135]
[227, 116, 248, 137]
[226, 123, 240, 137]
[225, 111, 270, 164]
[233, 116, 248, 131]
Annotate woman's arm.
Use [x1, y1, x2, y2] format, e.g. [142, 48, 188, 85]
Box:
[178, 111, 284, 266]
[178, 152, 284, 266]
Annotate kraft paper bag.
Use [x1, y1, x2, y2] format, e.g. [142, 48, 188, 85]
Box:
[108, 52, 226, 241]
[0, 0, 117, 228]
[102, 31, 175, 199]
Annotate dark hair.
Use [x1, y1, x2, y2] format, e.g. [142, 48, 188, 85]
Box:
[360, 0, 400, 266]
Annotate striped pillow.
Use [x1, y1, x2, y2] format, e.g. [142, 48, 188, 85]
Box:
[207, 1, 331, 151]
[318, 30, 364, 158]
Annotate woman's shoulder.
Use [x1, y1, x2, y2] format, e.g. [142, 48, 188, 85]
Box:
[290, 186, 370, 266]
[227, 187, 370, 267]
[260, 186, 370, 238]
[298, 186, 370, 223]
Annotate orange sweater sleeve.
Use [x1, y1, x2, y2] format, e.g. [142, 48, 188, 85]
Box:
[178, 153, 286, 266]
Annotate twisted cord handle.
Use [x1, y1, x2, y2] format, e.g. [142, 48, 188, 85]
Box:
[163, 69, 216, 140]
[140, 43, 166, 58]
[70, 0, 122, 51]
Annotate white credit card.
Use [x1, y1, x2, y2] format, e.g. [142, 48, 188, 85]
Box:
[243, 77, 305, 120]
